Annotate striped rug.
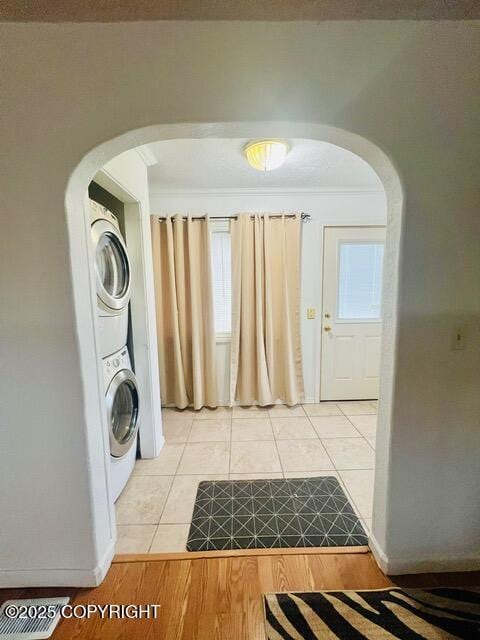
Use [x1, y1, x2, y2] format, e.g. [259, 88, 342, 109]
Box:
[264, 587, 480, 639]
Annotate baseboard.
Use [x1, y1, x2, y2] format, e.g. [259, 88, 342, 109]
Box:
[0, 540, 116, 588]
[369, 533, 480, 575]
[369, 533, 390, 573]
[93, 539, 116, 585]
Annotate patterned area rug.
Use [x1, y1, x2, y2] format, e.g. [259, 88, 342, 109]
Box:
[186, 476, 367, 551]
[264, 588, 480, 639]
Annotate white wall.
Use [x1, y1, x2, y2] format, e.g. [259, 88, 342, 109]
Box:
[150, 188, 387, 403]
[1, 20, 479, 585]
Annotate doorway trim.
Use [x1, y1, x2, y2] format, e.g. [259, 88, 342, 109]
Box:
[65, 121, 403, 583]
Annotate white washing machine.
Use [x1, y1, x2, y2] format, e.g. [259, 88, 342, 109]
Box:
[103, 345, 140, 501]
[90, 199, 131, 358]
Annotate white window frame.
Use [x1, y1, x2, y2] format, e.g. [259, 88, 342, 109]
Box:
[210, 218, 232, 340]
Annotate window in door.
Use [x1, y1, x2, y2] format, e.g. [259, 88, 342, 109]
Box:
[337, 242, 384, 320]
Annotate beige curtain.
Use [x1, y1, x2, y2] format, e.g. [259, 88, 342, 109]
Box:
[230, 214, 304, 406]
[150, 215, 217, 410]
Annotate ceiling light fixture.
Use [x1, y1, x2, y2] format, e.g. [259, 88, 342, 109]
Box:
[244, 139, 289, 171]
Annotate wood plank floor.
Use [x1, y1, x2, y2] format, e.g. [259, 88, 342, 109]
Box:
[1, 552, 479, 639]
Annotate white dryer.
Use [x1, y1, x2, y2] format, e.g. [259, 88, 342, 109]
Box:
[103, 345, 140, 501]
[90, 199, 131, 358]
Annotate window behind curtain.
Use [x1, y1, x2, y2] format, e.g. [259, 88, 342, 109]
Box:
[210, 227, 232, 335]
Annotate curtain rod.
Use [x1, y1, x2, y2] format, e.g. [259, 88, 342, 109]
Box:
[156, 213, 311, 222]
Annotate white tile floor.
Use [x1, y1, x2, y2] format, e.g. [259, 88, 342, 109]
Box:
[115, 401, 377, 554]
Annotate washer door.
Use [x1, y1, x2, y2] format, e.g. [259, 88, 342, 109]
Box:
[92, 219, 131, 312]
[106, 369, 140, 458]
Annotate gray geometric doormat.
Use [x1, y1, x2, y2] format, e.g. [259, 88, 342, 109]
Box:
[186, 476, 367, 551]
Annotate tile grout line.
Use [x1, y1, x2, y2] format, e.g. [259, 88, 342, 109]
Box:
[305, 408, 344, 479]
[139, 466, 373, 475]
[228, 408, 233, 478]
[147, 470, 176, 552]
[147, 525, 158, 553]
[153, 408, 219, 552]
[309, 407, 367, 521]
[139, 434, 375, 453]
[324, 408, 375, 520]
[305, 412, 323, 444]
[342, 412, 377, 451]
[269, 412, 286, 478]
[153, 409, 207, 552]
[323, 410, 377, 480]
[336, 468, 373, 522]
[149, 421, 189, 550]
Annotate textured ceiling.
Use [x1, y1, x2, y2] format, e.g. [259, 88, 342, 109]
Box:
[2, 0, 479, 21]
[146, 138, 383, 191]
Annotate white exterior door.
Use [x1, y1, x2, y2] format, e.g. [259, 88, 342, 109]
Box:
[320, 226, 386, 400]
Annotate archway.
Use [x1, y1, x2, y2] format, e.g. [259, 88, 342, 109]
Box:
[66, 121, 403, 576]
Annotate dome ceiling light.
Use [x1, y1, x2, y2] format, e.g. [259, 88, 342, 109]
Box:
[244, 139, 289, 172]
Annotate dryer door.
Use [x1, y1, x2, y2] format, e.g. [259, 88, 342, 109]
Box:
[106, 369, 140, 458]
[92, 219, 131, 312]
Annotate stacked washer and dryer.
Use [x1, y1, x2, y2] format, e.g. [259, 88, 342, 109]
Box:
[90, 200, 140, 502]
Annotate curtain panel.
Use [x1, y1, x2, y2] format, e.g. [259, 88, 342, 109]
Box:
[150, 215, 217, 410]
[230, 213, 304, 406]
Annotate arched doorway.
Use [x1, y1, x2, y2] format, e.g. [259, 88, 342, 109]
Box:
[66, 121, 403, 577]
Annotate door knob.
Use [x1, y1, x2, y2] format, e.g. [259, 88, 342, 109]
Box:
[324, 325, 332, 332]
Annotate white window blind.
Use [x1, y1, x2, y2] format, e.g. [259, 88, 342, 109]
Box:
[337, 241, 384, 319]
[211, 229, 232, 334]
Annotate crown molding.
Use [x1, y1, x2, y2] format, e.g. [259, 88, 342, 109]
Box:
[149, 186, 384, 197]
[135, 145, 158, 167]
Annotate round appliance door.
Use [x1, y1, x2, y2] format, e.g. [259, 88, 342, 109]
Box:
[92, 219, 131, 312]
[106, 369, 140, 458]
